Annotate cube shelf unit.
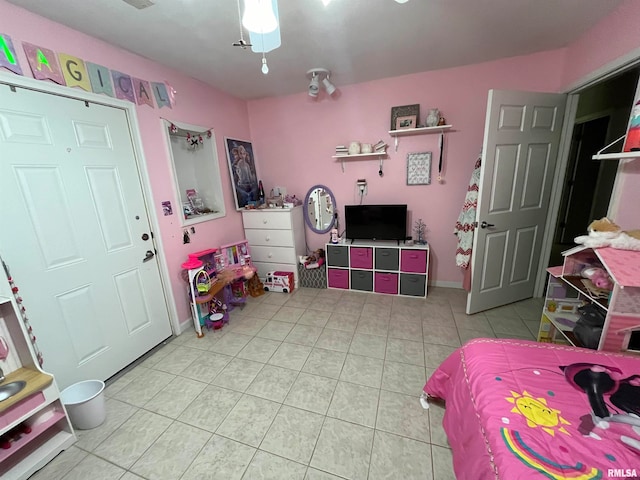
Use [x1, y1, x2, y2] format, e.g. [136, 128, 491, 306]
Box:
[326, 241, 429, 297]
[538, 246, 640, 353]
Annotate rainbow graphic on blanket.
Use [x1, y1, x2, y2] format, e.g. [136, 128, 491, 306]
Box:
[501, 428, 602, 479]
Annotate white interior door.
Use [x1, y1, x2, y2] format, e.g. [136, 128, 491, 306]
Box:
[467, 89, 566, 314]
[0, 84, 172, 389]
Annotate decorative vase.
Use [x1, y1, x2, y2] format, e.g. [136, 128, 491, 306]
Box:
[426, 109, 440, 127]
[349, 142, 361, 155]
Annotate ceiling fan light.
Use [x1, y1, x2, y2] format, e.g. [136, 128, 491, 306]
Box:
[308, 74, 320, 97]
[395, 0, 410, 3]
[322, 77, 336, 95]
[243, 0, 278, 34]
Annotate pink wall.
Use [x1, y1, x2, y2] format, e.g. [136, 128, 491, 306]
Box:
[0, 0, 250, 326]
[248, 50, 566, 286]
[561, 0, 640, 232]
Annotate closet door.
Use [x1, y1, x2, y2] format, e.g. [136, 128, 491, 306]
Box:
[0, 84, 172, 388]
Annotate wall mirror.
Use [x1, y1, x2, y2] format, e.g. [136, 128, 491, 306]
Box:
[304, 184, 336, 234]
[164, 120, 226, 226]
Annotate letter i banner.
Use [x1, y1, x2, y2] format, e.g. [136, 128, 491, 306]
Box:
[0, 33, 23, 75]
[22, 42, 66, 85]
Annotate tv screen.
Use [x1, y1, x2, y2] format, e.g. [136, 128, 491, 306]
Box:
[345, 205, 407, 242]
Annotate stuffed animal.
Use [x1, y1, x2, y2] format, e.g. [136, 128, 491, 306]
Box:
[581, 267, 613, 290]
[574, 218, 640, 251]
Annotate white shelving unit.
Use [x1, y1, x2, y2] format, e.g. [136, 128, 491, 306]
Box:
[332, 152, 388, 173]
[388, 125, 452, 151]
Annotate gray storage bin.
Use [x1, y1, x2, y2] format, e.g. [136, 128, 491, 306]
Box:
[350, 269, 373, 292]
[400, 273, 426, 297]
[375, 248, 399, 271]
[327, 245, 349, 267]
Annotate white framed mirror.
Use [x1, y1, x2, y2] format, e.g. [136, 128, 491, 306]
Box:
[164, 120, 226, 226]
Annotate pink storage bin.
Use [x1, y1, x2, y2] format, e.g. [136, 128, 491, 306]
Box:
[328, 268, 349, 289]
[401, 249, 427, 273]
[375, 272, 398, 294]
[350, 247, 373, 269]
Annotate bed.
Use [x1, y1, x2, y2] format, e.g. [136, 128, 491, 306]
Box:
[424, 338, 640, 480]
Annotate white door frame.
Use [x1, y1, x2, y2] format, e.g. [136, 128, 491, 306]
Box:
[535, 48, 640, 297]
[0, 71, 180, 334]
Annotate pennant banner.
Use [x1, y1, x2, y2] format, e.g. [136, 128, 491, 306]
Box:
[166, 81, 177, 107]
[86, 62, 114, 97]
[0, 33, 23, 75]
[152, 81, 171, 109]
[112, 70, 135, 103]
[133, 77, 154, 108]
[23, 42, 65, 85]
[58, 53, 91, 92]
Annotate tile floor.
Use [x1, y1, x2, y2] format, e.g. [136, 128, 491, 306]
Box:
[32, 286, 543, 480]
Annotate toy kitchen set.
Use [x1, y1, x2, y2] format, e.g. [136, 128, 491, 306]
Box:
[0, 261, 75, 479]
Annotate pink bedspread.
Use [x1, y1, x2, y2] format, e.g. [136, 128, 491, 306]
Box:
[424, 339, 640, 480]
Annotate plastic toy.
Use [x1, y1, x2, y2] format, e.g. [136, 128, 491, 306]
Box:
[264, 271, 294, 293]
[574, 217, 640, 251]
[581, 266, 614, 290]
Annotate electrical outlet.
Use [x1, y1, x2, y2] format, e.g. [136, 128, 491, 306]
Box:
[356, 179, 367, 196]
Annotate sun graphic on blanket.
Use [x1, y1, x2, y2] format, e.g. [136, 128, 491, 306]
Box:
[506, 391, 571, 436]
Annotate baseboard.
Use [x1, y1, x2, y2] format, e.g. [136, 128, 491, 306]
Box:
[429, 280, 464, 289]
[177, 318, 193, 335]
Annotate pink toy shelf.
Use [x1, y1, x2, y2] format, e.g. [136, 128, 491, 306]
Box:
[218, 240, 256, 309]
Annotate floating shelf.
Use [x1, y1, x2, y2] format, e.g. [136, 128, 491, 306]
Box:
[332, 152, 388, 173]
[388, 125, 452, 151]
[592, 152, 640, 161]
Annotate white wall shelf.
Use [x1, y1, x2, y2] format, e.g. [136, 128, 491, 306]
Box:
[388, 125, 452, 151]
[332, 153, 388, 172]
[592, 152, 640, 160]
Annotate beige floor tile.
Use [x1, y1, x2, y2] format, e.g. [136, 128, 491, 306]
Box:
[110, 368, 175, 407]
[180, 351, 233, 383]
[217, 394, 281, 447]
[327, 381, 379, 427]
[131, 421, 211, 479]
[310, 417, 374, 480]
[74, 398, 138, 452]
[62, 454, 126, 480]
[487, 315, 533, 336]
[209, 332, 253, 356]
[388, 319, 423, 340]
[376, 390, 430, 442]
[424, 343, 457, 368]
[339, 354, 384, 388]
[231, 316, 270, 336]
[314, 328, 353, 352]
[249, 303, 282, 320]
[431, 445, 456, 479]
[246, 364, 299, 402]
[143, 376, 207, 418]
[268, 342, 312, 370]
[273, 306, 307, 323]
[422, 325, 461, 347]
[29, 445, 87, 480]
[385, 338, 425, 366]
[369, 430, 432, 480]
[349, 333, 387, 359]
[212, 357, 265, 392]
[298, 309, 331, 327]
[237, 336, 281, 363]
[261, 292, 291, 306]
[260, 405, 325, 464]
[243, 451, 307, 480]
[307, 297, 336, 312]
[151, 346, 203, 375]
[182, 435, 255, 480]
[381, 360, 426, 396]
[457, 328, 494, 344]
[428, 403, 449, 448]
[333, 301, 364, 316]
[284, 324, 323, 346]
[178, 385, 242, 432]
[324, 312, 359, 332]
[256, 320, 295, 341]
[284, 372, 337, 414]
[304, 468, 345, 479]
[355, 316, 390, 337]
[302, 348, 347, 379]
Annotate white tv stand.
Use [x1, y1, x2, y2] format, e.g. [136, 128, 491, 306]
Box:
[326, 240, 429, 297]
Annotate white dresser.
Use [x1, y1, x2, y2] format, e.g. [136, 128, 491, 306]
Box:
[241, 206, 306, 287]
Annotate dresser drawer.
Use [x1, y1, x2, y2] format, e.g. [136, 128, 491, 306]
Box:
[350, 247, 373, 269]
[374, 272, 398, 295]
[400, 249, 428, 273]
[245, 228, 295, 247]
[242, 211, 292, 230]
[251, 245, 297, 264]
[350, 270, 373, 292]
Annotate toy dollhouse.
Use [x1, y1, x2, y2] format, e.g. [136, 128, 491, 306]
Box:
[538, 245, 640, 353]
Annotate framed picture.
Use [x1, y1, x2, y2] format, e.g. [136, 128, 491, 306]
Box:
[407, 151, 432, 185]
[390, 104, 420, 131]
[395, 115, 417, 130]
[224, 138, 259, 210]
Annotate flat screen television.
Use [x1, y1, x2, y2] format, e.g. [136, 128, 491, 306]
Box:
[345, 204, 407, 242]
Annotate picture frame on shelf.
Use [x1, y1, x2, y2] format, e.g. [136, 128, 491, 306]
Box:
[390, 104, 420, 131]
[224, 137, 259, 210]
[407, 151, 432, 185]
[395, 115, 417, 130]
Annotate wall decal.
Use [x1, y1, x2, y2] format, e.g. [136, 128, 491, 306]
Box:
[112, 70, 135, 102]
[58, 53, 91, 91]
[0, 33, 23, 75]
[87, 62, 115, 97]
[23, 42, 65, 85]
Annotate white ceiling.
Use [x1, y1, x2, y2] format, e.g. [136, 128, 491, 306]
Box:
[8, 0, 623, 100]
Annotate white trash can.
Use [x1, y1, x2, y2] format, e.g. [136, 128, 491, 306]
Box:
[60, 380, 106, 430]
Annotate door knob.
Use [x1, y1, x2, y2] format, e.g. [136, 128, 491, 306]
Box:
[143, 250, 155, 262]
[480, 221, 495, 229]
